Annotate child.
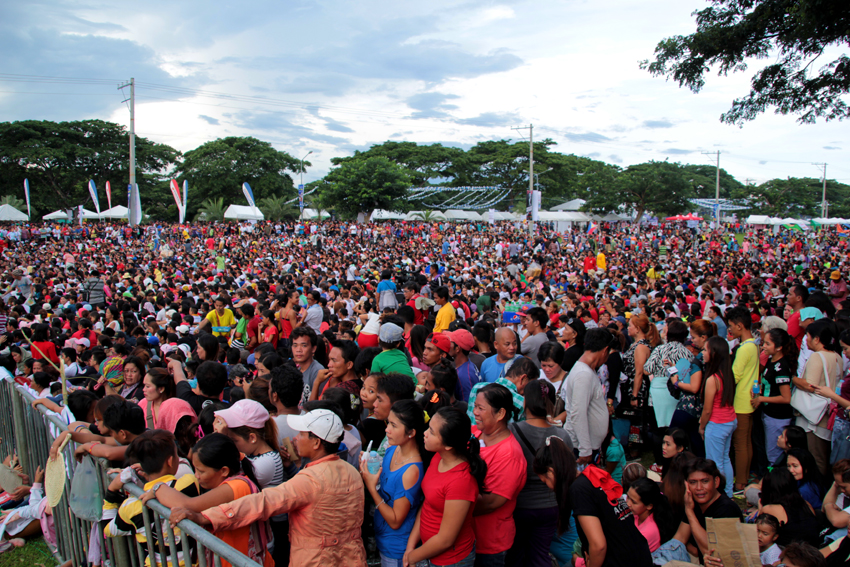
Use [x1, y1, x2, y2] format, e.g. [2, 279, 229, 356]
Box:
[0, 465, 53, 553]
[141, 433, 273, 567]
[51, 398, 145, 464]
[756, 514, 782, 566]
[322, 386, 363, 466]
[359, 372, 385, 449]
[372, 373, 416, 456]
[370, 323, 416, 380]
[103, 430, 199, 567]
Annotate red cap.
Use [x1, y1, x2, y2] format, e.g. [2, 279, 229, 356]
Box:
[446, 329, 474, 351]
[429, 333, 451, 353]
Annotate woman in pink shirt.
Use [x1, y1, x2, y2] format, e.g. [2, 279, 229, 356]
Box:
[626, 478, 679, 553]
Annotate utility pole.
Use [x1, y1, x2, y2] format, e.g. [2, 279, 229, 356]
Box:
[702, 150, 721, 226]
[512, 124, 534, 236]
[118, 78, 138, 225]
[813, 163, 828, 218]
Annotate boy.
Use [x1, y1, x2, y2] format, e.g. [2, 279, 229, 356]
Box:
[55, 400, 146, 464]
[103, 430, 198, 566]
[370, 323, 416, 381]
[726, 306, 760, 492]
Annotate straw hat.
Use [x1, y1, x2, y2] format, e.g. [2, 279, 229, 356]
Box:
[46, 435, 71, 507]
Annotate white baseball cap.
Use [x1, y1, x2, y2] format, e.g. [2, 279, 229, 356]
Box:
[287, 409, 344, 443]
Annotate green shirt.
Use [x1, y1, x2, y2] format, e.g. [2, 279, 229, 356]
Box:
[216, 255, 226, 270]
[476, 295, 492, 313]
[370, 349, 416, 382]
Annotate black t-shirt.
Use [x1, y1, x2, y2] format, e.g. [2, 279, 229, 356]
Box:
[561, 344, 583, 373]
[570, 475, 653, 567]
[692, 493, 744, 527]
[176, 380, 222, 415]
[762, 356, 794, 419]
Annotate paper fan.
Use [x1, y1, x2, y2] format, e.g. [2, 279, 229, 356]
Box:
[0, 464, 22, 494]
[46, 435, 71, 508]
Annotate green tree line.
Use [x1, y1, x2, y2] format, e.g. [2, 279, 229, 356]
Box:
[1, 119, 847, 221]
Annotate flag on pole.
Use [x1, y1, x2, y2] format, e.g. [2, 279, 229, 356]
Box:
[182, 180, 188, 223]
[88, 180, 101, 215]
[587, 221, 597, 235]
[23, 179, 31, 219]
[242, 182, 256, 208]
[106, 181, 112, 210]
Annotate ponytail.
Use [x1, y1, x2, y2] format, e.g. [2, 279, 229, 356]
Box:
[434, 406, 488, 491]
[533, 436, 576, 534]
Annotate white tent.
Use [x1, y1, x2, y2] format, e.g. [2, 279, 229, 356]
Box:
[405, 210, 447, 221]
[301, 208, 330, 220]
[224, 204, 264, 220]
[443, 209, 473, 220]
[746, 215, 775, 225]
[775, 218, 810, 229]
[551, 198, 586, 211]
[370, 209, 406, 220]
[43, 208, 99, 220]
[0, 204, 28, 221]
[538, 211, 592, 222]
[99, 205, 129, 219]
[812, 218, 850, 225]
[463, 211, 484, 221]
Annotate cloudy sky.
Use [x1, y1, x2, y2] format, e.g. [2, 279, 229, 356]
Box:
[3, 0, 848, 188]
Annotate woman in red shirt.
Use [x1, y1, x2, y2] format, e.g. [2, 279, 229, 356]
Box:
[29, 324, 59, 365]
[405, 407, 486, 567]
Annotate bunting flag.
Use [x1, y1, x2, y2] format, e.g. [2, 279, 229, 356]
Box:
[242, 182, 256, 208]
[130, 183, 143, 225]
[106, 181, 112, 210]
[182, 180, 188, 223]
[23, 179, 31, 219]
[88, 180, 101, 215]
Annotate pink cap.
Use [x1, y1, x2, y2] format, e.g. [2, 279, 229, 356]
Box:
[214, 399, 269, 429]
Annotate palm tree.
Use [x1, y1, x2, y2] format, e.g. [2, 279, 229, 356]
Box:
[0, 195, 26, 211]
[258, 196, 299, 220]
[408, 210, 440, 221]
[195, 198, 225, 222]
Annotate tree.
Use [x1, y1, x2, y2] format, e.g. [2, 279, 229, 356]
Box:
[641, 0, 850, 124]
[258, 196, 299, 221]
[331, 141, 467, 186]
[196, 198, 225, 222]
[0, 119, 179, 215]
[750, 177, 850, 217]
[318, 157, 412, 218]
[680, 164, 749, 200]
[0, 195, 26, 211]
[176, 137, 302, 220]
[584, 161, 693, 222]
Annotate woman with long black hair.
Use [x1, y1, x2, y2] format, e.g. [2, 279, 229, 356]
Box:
[533, 439, 652, 567]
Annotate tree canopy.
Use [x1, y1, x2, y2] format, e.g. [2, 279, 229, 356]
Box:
[641, 0, 850, 124]
[584, 161, 693, 222]
[318, 156, 411, 219]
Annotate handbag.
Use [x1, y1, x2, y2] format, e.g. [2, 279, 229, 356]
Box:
[791, 352, 835, 425]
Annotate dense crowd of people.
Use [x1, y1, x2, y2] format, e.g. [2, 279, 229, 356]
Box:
[0, 217, 849, 567]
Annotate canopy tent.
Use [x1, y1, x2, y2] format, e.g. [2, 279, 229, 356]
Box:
[404, 210, 447, 221]
[443, 209, 474, 220]
[538, 211, 591, 222]
[551, 198, 586, 211]
[370, 209, 406, 221]
[811, 218, 850, 226]
[775, 218, 810, 229]
[464, 211, 484, 221]
[745, 215, 776, 225]
[593, 212, 630, 222]
[99, 205, 129, 219]
[0, 204, 28, 222]
[301, 208, 330, 220]
[492, 211, 516, 221]
[223, 204, 264, 220]
[43, 208, 98, 220]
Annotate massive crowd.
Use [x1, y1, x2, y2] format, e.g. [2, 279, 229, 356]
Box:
[0, 217, 849, 567]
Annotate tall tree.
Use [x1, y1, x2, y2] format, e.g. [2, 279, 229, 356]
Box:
[0, 119, 179, 216]
[176, 137, 302, 220]
[751, 177, 850, 217]
[584, 161, 693, 222]
[332, 141, 467, 186]
[318, 157, 411, 219]
[641, 0, 850, 124]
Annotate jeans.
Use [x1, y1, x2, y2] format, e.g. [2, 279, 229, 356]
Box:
[763, 414, 791, 464]
[474, 550, 506, 567]
[705, 419, 737, 497]
[381, 553, 404, 567]
[429, 549, 475, 567]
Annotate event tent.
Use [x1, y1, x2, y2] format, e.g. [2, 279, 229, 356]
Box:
[223, 204, 264, 220]
[0, 204, 28, 221]
[43, 208, 99, 220]
[593, 212, 630, 222]
[811, 218, 850, 226]
[371, 209, 406, 220]
[443, 209, 475, 220]
[551, 198, 586, 211]
[404, 210, 447, 221]
[538, 211, 592, 222]
[99, 205, 129, 218]
[745, 215, 775, 225]
[301, 208, 330, 220]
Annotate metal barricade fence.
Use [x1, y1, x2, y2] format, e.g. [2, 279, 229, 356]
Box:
[0, 376, 263, 567]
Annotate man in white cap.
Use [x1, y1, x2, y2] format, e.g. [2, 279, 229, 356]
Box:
[172, 409, 367, 566]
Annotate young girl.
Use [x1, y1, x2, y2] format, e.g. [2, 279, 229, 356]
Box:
[755, 514, 781, 566]
[360, 400, 425, 567]
[626, 478, 678, 553]
[753, 329, 796, 464]
[359, 372, 386, 449]
[699, 336, 737, 498]
[661, 428, 688, 462]
[142, 433, 273, 567]
[404, 406, 486, 567]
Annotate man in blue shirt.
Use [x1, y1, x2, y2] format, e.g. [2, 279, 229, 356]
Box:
[479, 327, 520, 383]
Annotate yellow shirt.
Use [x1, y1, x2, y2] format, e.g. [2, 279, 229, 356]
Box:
[596, 252, 606, 271]
[205, 308, 236, 337]
[433, 303, 456, 334]
[732, 339, 760, 414]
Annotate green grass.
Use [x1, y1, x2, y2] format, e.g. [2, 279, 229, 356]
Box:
[0, 538, 57, 567]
